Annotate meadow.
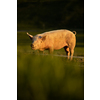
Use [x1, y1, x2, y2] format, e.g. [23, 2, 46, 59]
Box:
[17, 29, 84, 100]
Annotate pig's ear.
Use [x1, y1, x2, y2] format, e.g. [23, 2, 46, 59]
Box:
[41, 36, 46, 41]
[27, 32, 33, 40]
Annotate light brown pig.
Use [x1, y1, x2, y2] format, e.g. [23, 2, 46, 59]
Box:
[27, 29, 76, 60]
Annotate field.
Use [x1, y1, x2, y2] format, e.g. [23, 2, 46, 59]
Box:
[17, 29, 84, 100]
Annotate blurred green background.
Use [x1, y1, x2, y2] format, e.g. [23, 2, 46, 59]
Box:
[17, 0, 84, 100]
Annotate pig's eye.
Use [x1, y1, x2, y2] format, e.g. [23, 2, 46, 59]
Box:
[39, 36, 42, 38]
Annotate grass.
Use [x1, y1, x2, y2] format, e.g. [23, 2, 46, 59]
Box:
[17, 29, 84, 100]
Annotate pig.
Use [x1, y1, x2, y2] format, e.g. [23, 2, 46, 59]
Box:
[27, 29, 76, 60]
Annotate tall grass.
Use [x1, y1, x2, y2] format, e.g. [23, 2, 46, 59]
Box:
[17, 53, 84, 100]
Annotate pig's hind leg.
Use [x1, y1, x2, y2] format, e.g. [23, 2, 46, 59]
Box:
[64, 46, 70, 59]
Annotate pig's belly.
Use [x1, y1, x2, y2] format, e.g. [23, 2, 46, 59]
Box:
[54, 42, 67, 50]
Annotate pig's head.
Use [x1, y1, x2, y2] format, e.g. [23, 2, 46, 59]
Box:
[27, 32, 46, 50]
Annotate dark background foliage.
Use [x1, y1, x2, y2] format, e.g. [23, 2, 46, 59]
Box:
[17, 0, 84, 30]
